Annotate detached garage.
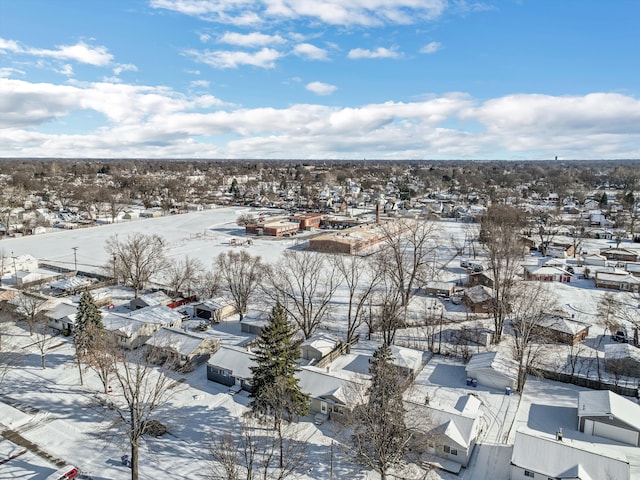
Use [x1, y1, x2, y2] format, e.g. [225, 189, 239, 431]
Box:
[578, 390, 640, 447]
[465, 351, 517, 391]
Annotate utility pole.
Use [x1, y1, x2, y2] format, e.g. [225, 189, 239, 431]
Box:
[72, 246, 78, 272]
[329, 440, 334, 480]
[11, 251, 17, 285]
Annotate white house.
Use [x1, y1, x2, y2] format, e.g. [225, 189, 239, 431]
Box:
[577, 390, 640, 446]
[407, 394, 483, 472]
[510, 428, 630, 480]
[465, 351, 517, 390]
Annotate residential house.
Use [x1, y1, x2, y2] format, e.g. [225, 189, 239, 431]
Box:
[510, 428, 630, 480]
[193, 297, 237, 322]
[465, 351, 517, 390]
[145, 327, 220, 371]
[605, 343, 640, 378]
[206, 345, 256, 392]
[582, 252, 607, 266]
[296, 366, 366, 423]
[423, 281, 456, 298]
[625, 262, 640, 276]
[577, 390, 640, 446]
[594, 270, 640, 292]
[407, 394, 483, 472]
[545, 242, 575, 258]
[44, 301, 78, 334]
[523, 263, 572, 283]
[463, 285, 495, 314]
[103, 305, 183, 349]
[599, 247, 639, 263]
[533, 313, 590, 345]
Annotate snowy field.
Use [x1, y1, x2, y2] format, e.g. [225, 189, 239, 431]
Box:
[1, 208, 639, 479]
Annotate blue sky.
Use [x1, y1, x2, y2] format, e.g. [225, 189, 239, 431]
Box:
[1, 0, 639, 160]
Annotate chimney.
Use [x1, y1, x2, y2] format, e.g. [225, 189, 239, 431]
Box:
[556, 428, 563, 441]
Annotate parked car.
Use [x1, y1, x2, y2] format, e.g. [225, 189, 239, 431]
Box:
[45, 466, 79, 480]
[612, 329, 628, 342]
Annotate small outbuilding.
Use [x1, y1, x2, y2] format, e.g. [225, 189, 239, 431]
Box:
[577, 390, 640, 446]
[465, 351, 517, 391]
[193, 297, 237, 322]
[605, 342, 640, 377]
[423, 281, 456, 298]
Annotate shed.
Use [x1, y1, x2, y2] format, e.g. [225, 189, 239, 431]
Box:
[193, 297, 237, 322]
[510, 428, 630, 480]
[577, 390, 640, 446]
[463, 285, 495, 314]
[534, 313, 590, 345]
[129, 290, 172, 310]
[465, 351, 517, 390]
[300, 335, 342, 362]
[239, 310, 270, 335]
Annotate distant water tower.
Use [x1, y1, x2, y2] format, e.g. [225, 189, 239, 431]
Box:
[555, 155, 558, 161]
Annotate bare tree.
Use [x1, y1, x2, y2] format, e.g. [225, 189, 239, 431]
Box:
[479, 205, 526, 343]
[193, 268, 221, 300]
[15, 293, 48, 336]
[164, 255, 204, 297]
[216, 250, 264, 320]
[377, 218, 440, 307]
[528, 207, 560, 256]
[209, 413, 308, 480]
[32, 314, 56, 369]
[106, 233, 168, 298]
[262, 251, 341, 339]
[0, 310, 19, 391]
[333, 254, 381, 346]
[508, 282, 559, 392]
[110, 347, 183, 480]
[236, 213, 257, 227]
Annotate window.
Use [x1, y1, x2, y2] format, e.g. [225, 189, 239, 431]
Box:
[524, 471, 535, 478]
[443, 445, 458, 456]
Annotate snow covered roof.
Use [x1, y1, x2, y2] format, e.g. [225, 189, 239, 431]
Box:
[135, 290, 172, 307]
[577, 390, 640, 430]
[297, 367, 365, 407]
[300, 334, 340, 356]
[44, 302, 78, 322]
[194, 297, 232, 311]
[49, 276, 93, 291]
[511, 428, 630, 480]
[128, 304, 183, 325]
[389, 345, 425, 373]
[604, 342, 640, 362]
[207, 345, 256, 379]
[464, 285, 493, 303]
[535, 314, 590, 335]
[405, 396, 482, 449]
[145, 327, 215, 356]
[102, 313, 147, 337]
[465, 351, 518, 381]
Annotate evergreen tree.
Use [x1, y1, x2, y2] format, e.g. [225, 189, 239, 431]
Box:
[73, 291, 104, 385]
[250, 301, 308, 467]
[351, 344, 410, 480]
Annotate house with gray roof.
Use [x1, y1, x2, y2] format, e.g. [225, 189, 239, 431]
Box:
[145, 327, 220, 371]
[465, 351, 517, 391]
[510, 428, 630, 480]
[578, 390, 640, 446]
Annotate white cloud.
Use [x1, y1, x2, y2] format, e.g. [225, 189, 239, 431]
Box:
[218, 31, 285, 47]
[420, 41, 442, 54]
[348, 47, 402, 59]
[294, 43, 329, 61]
[57, 64, 74, 76]
[199, 33, 212, 43]
[0, 67, 25, 77]
[185, 47, 282, 69]
[149, 0, 448, 27]
[306, 81, 337, 95]
[190, 79, 210, 88]
[113, 63, 138, 75]
[0, 37, 113, 66]
[2, 77, 639, 160]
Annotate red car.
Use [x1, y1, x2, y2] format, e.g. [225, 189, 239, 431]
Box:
[46, 465, 79, 480]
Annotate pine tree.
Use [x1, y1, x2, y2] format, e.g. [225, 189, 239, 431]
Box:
[250, 301, 308, 467]
[73, 291, 104, 385]
[351, 344, 410, 480]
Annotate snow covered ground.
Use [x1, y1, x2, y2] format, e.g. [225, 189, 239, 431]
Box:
[1, 208, 639, 479]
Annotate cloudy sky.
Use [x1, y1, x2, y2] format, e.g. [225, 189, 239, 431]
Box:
[1, 0, 639, 160]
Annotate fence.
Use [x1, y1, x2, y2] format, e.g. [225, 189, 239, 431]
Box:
[534, 367, 640, 398]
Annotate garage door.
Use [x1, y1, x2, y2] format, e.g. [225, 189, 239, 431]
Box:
[587, 419, 639, 446]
